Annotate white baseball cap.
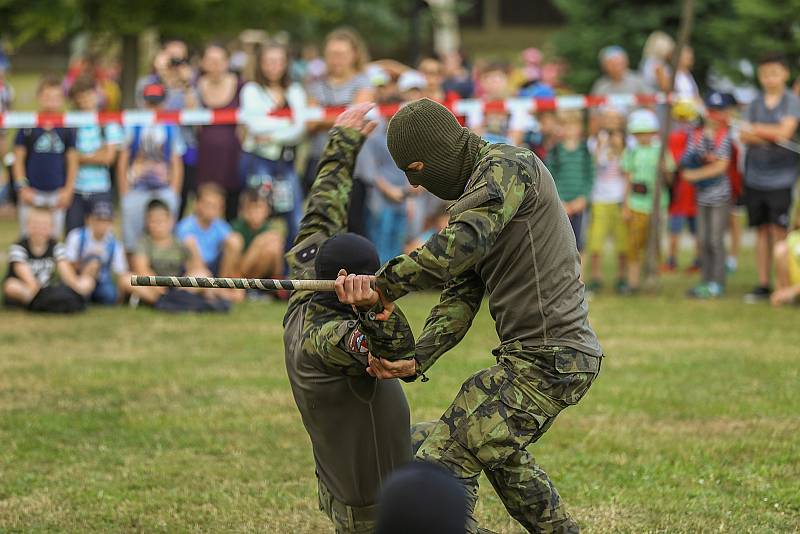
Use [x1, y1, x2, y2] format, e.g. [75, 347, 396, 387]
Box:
[398, 70, 427, 93]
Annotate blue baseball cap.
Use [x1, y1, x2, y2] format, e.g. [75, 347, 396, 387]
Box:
[705, 90, 736, 110]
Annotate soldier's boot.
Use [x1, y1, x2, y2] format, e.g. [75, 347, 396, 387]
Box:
[317, 477, 377, 533]
[484, 448, 580, 533]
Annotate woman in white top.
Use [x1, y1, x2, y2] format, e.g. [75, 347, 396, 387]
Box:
[239, 42, 308, 245]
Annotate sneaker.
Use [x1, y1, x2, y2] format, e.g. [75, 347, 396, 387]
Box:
[688, 282, 722, 299]
[707, 282, 723, 297]
[685, 259, 701, 274]
[586, 279, 603, 292]
[615, 278, 630, 295]
[687, 283, 710, 299]
[743, 285, 771, 303]
[661, 257, 677, 273]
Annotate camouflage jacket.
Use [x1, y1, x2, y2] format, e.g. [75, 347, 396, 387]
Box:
[375, 142, 601, 379]
[283, 127, 415, 376]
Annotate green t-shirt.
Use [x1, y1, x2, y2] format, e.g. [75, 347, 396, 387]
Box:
[231, 217, 288, 249]
[622, 142, 675, 215]
[135, 236, 191, 276]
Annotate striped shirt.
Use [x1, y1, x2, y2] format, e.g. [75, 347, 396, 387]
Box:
[682, 130, 732, 207]
[307, 73, 371, 158]
[7, 238, 66, 287]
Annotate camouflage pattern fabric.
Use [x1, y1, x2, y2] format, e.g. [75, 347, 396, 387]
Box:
[375, 141, 602, 379]
[415, 345, 601, 534]
[317, 477, 377, 534]
[286, 126, 415, 376]
[376, 142, 533, 304]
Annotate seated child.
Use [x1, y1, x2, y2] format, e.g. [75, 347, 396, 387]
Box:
[230, 188, 287, 278]
[3, 206, 94, 312]
[64, 199, 130, 304]
[130, 199, 229, 309]
[771, 210, 800, 307]
[175, 183, 240, 277]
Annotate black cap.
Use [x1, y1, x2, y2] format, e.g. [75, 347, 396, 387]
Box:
[314, 232, 380, 280]
[90, 199, 114, 220]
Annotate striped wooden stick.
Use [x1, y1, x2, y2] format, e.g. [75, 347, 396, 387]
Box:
[130, 275, 336, 292]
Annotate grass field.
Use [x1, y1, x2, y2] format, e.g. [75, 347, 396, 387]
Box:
[1, 215, 799, 533]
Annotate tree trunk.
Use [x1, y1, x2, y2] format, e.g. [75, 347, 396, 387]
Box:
[643, 0, 696, 287]
[426, 0, 460, 57]
[120, 34, 139, 109]
[483, 0, 500, 31]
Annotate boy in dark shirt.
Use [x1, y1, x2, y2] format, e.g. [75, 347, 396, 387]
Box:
[12, 75, 78, 238]
[740, 53, 800, 301]
[229, 188, 286, 279]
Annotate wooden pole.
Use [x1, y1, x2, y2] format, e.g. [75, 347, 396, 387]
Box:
[643, 0, 696, 287]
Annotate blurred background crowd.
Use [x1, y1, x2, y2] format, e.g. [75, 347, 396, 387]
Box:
[1, 0, 799, 314]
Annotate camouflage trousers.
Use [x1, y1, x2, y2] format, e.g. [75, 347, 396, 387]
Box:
[412, 345, 601, 534]
[317, 476, 376, 533]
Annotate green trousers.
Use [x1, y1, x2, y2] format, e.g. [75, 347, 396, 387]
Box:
[413, 345, 601, 534]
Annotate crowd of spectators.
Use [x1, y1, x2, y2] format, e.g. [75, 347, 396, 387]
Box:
[1, 28, 799, 313]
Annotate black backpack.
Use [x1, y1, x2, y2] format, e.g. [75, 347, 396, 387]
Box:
[153, 289, 231, 313]
[28, 284, 87, 314]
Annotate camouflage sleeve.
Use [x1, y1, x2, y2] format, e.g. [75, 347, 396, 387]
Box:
[285, 126, 365, 282]
[413, 270, 485, 376]
[302, 302, 416, 376]
[375, 157, 532, 302]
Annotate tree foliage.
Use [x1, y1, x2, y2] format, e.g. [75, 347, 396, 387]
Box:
[0, 0, 414, 52]
[552, 0, 800, 93]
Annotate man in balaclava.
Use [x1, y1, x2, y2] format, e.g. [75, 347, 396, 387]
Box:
[283, 104, 416, 533]
[336, 98, 604, 533]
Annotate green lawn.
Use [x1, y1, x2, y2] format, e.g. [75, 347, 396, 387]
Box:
[1, 217, 799, 533]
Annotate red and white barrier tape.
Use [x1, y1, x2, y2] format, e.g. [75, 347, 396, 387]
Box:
[0, 93, 669, 128]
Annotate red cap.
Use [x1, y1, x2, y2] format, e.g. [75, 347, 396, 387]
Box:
[142, 82, 166, 99]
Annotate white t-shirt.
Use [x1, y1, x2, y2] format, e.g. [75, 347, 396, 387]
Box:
[240, 81, 308, 160]
[588, 133, 627, 203]
[674, 70, 699, 100]
[64, 227, 128, 275]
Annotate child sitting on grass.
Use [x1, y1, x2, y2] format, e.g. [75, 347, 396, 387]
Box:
[622, 109, 675, 293]
[3, 206, 93, 312]
[130, 199, 230, 311]
[176, 183, 241, 278]
[64, 199, 130, 305]
[771, 209, 800, 307]
[229, 188, 286, 279]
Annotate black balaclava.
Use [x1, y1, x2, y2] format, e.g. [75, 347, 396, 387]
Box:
[375, 462, 468, 534]
[311, 232, 380, 315]
[386, 98, 484, 201]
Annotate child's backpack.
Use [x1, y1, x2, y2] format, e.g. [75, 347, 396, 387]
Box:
[129, 125, 174, 162]
[28, 284, 86, 313]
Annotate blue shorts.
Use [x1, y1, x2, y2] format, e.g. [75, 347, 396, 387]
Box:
[668, 215, 696, 235]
